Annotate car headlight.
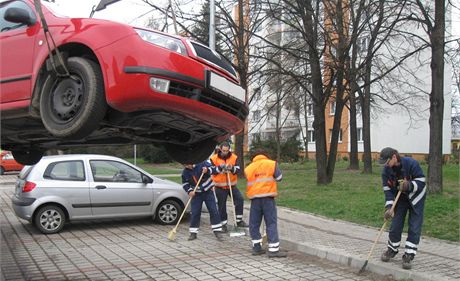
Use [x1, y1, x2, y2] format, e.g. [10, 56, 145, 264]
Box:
[135, 29, 187, 55]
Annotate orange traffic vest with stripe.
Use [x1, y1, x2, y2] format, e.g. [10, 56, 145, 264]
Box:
[210, 153, 238, 188]
[245, 155, 277, 199]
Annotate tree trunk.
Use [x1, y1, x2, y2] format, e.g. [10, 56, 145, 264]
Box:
[348, 84, 359, 170]
[362, 61, 373, 174]
[427, 0, 445, 193]
[235, 132, 245, 178]
[313, 103, 328, 184]
[304, 2, 328, 184]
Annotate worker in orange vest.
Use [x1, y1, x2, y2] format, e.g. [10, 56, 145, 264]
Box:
[245, 150, 286, 258]
[210, 142, 248, 233]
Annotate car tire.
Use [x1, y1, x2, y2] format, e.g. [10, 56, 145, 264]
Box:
[0, 166, 4, 175]
[164, 139, 217, 164]
[34, 205, 66, 234]
[39, 57, 107, 139]
[155, 200, 183, 225]
[12, 149, 44, 165]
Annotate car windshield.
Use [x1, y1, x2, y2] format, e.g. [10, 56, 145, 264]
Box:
[40, 0, 157, 27]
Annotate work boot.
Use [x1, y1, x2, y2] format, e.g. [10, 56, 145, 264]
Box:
[237, 220, 249, 228]
[221, 225, 228, 233]
[381, 248, 397, 262]
[268, 251, 287, 258]
[214, 231, 224, 241]
[402, 253, 414, 270]
[252, 243, 265, 256]
[188, 233, 197, 241]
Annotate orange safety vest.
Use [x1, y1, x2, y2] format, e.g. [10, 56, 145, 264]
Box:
[210, 153, 238, 188]
[245, 155, 277, 199]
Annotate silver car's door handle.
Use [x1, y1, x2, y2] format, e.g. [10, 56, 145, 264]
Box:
[95, 185, 107, 190]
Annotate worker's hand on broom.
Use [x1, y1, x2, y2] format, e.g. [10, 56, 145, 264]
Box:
[188, 191, 196, 198]
[202, 167, 208, 174]
[383, 207, 394, 220]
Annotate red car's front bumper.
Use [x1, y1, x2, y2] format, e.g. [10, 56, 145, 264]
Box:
[95, 34, 248, 136]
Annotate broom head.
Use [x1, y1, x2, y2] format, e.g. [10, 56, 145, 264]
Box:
[262, 233, 268, 245]
[167, 228, 177, 241]
[358, 260, 368, 274]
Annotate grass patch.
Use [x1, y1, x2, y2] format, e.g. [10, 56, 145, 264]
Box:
[134, 159, 459, 241]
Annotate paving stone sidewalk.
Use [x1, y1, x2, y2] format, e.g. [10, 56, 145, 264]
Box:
[266, 205, 460, 281]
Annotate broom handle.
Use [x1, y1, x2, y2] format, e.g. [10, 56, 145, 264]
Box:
[226, 171, 238, 226]
[365, 190, 402, 261]
[172, 171, 205, 231]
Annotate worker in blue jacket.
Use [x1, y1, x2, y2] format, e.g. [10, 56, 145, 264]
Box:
[378, 147, 426, 270]
[182, 160, 224, 241]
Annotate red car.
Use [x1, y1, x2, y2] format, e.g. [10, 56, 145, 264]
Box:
[0, 151, 24, 175]
[0, 0, 247, 165]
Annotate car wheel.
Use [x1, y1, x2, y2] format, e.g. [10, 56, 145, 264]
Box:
[155, 200, 183, 225]
[164, 139, 217, 164]
[40, 57, 107, 139]
[12, 149, 44, 165]
[34, 205, 66, 234]
[0, 166, 4, 175]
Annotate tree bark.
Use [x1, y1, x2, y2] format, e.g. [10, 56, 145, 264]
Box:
[427, 0, 445, 193]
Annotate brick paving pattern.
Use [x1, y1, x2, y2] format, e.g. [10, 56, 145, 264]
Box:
[2, 173, 459, 281]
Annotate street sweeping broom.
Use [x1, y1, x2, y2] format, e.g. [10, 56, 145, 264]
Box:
[359, 190, 402, 274]
[227, 171, 246, 237]
[167, 172, 204, 241]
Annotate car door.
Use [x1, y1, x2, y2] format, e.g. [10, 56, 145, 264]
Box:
[42, 160, 92, 219]
[0, 0, 40, 103]
[89, 159, 153, 217]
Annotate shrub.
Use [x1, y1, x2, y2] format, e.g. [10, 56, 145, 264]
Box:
[249, 135, 301, 162]
[139, 144, 173, 163]
[64, 145, 134, 158]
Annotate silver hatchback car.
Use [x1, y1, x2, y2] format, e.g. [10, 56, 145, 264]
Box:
[12, 154, 188, 234]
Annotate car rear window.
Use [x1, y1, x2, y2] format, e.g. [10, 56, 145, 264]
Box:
[18, 166, 33, 180]
[44, 160, 85, 181]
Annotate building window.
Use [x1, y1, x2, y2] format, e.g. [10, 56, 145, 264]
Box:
[330, 101, 336, 115]
[329, 129, 342, 143]
[357, 36, 369, 53]
[356, 102, 362, 115]
[307, 130, 315, 143]
[253, 87, 261, 100]
[252, 110, 261, 122]
[307, 103, 313, 116]
[357, 128, 363, 142]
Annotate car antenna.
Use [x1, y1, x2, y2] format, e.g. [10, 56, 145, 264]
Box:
[33, 0, 71, 78]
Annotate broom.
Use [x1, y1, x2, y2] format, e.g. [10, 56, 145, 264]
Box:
[359, 190, 402, 273]
[227, 171, 246, 237]
[261, 219, 268, 245]
[167, 171, 205, 241]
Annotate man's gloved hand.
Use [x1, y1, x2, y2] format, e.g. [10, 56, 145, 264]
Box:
[219, 164, 227, 171]
[226, 164, 233, 171]
[398, 180, 413, 193]
[384, 208, 394, 220]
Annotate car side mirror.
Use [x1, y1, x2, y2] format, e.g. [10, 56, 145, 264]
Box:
[142, 175, 153, 184]
[4, 7, 37, 26]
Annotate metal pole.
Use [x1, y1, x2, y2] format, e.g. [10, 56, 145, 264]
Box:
[134, 144, 137, 166]
[209, 0, 215, 50]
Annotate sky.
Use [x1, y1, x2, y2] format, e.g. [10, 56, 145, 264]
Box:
[52, 0, 460, 36]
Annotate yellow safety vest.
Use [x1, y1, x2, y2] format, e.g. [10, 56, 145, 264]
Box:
[245, 155, 277, 199]
[210, 153, 238, 188]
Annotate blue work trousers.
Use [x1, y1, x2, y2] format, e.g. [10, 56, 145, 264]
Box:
[215, 186, 244, 225]
[249, 198, 279, 248]
[190, 190, 221, 233]
[389, 194, 424, 255]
